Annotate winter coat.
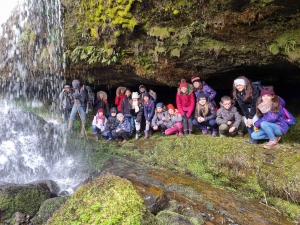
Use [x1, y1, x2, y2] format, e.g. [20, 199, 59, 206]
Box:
[236, 87, 259, 119]
[115, 119, 131, 133]
[105, 116, 118, 131]
[92, 116, 107, 130]
[130, 101, 143, 123]
[93, 91, 109, 116]
[194, 102, 216, 121]
[143, 99, 155, 122]
[166, 111, 182, 128]
[151, 111, 168, 127]
[121, 96, 132, 117]
[59, 91, 73, 109]
[254, 97, 289, 134]
[176, 88, 195, 118]
[216, 103, 242, 128]
[115, 87, 126, 112]
[194, 81, 216, 102]
[71, 86, 88, 108]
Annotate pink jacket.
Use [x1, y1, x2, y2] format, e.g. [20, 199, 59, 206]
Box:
[176, 88, 195, 118]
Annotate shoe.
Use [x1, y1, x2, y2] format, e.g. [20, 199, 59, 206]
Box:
[184, 130, 188, 136]
[144, 130, 149, 139]
[178, 132, 183, 136]
[121, 139, 127, 144]
[189, 130, 192, 135]
[263, 140, 278, 149]
[276, 136, 281, 142]
[135, 133, 139, 140]
[211, 129, 218, 137]
[161, 131, 165, 136]
[106, 138, 112, 143]
[245, 139, 258, 144]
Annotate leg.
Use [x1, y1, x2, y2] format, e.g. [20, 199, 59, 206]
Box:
[219, 124, 229, 137]
[260, 121, 283, 141]
[208, 119, 218, 136]
[135, 121, 141, 140]
[187, 117, 193, 134]
[182, 116, 188, 135]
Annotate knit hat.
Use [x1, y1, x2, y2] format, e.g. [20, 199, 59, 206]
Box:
[156, 102, 163, 108]
[191, 76, 201, 83]
[260, 89, 275, 96]
[117, 113, 124, 119]
[97, 108, 104, 114]
[179, 81, 188, 88]
[72, 79, 80, 88]
[167, 104, 175, 111]
[143, 92, 150, 98]
[132, 92, 139, 99]
[197, 92, 207, 101]
[110, 107, 117, 113]
[234, 79, 246, 86]
[139, 85, 146, 90]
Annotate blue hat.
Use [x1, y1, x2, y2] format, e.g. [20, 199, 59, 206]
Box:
[156, 102, 163, 108]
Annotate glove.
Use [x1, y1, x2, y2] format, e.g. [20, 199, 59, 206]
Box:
[254, 126, 259, 132]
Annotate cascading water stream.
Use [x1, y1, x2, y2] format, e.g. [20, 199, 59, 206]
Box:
[0, 0, 88, 194]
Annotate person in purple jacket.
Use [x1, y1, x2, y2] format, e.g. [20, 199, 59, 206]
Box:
[251, 87, 288, 149]
[191, 76, 217, 107]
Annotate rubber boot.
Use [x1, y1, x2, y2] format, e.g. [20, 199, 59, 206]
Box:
[68, 120, 74, 132]
[144, 130, 149, 139]
[135, 130, 140, 140]
[245, 127, 258, 144]
[80, 123, 86, 137]
[212, 128, 218, 137]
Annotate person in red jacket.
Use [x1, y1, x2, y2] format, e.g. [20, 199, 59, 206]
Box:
[176, 80, 195, 135]
[115, 86, 126, 113]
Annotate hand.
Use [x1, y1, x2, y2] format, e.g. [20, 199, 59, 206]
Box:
[197, 117, 204, 123]
[62, 89, 65, 92]
[229, 127, 236, 133]
[227, 121, 232, 125]
[247, 118, 253, 128]
[146, 121, 150, 125]
[153, 126, 158, 130]
[116, 129, 120, 132]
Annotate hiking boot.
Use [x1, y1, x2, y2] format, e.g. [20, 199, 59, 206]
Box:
[219, 134, 226, 138]
[135, 133, 139, 140]
[120, 139, 127, 144]
[92, 132, 98, 140]
[161, 130, 166, 136]
[178, 132, 183, 136]
[263, 140, 278, 149]
[144, 130, 149, 139]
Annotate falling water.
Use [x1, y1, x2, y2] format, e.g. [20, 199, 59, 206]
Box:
[0, 0, 88, 193]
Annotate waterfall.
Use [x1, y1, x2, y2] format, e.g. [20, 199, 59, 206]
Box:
[0, 0, 88, 194]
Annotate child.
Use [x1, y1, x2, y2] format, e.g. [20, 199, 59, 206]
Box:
[121, 88, 134, 131]
[143, 92, 155, 139]
[115, 86, 126, 113]
[192, 92, 218, 136]
[93, 91, 109, 117]
[165, 104, 183, 136]
[216, 96, 244, 137]
[151, 102, 168, 135]
[251, 87, 288, 149]
[103, 107, 118, 142]
[112, 113, 131, 144]
[130, 92, 144, 140]
[232, 76, 260, 144]
[176, 80, 195, 135]
[191, 76, 217, 107]
[92, 108, 107, 140]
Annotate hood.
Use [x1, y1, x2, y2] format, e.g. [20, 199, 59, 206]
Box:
[177, 84, 194, 95]
[116, 86, 126, 95]
[97, 91, 108, 100]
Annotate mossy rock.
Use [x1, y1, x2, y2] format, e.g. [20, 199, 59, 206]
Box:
[0, 183, 52, 222]
[46, 173, 146, 224]
[156, 210, 200, 225]
[31, 197, 69, 225]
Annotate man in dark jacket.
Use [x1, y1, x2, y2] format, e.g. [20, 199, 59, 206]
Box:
[68, 79, 88, 136]
[59, 84, 73, 123]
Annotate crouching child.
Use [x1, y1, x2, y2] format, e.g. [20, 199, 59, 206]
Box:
[216, 96, 244, 138]
[103, 107, 118, 142]
[151, 102, 168, 135]
[92, 108, 107, 140]
[112, 113, 131, 144]
[165, 104, 183, 136]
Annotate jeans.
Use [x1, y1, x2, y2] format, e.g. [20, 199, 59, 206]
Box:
[192, 119, 217, 130]
[125, 116, 134, 130]
[62, 108, 71, 123]
[251, 121, 282, 141]
[92, 125, 108, 137]
[70, 104, 86, 123]
[182, 116, 193, 131]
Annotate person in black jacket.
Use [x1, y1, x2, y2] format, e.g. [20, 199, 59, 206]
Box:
[93, 91, 109, 116]
[131, 92, 144, 139]
[103, 107, 118, 142]
[232, 76, 260, 144]
[121, 88, 134, 132]
[68, 79, 88, 136]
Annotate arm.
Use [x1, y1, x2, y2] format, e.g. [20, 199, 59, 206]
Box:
[254, 111, 281, 128]
[204, 103, 216, 121]
[151, 114, 158, 127]
[237, 98, 250, 118]
[149, 91, 157, 100]
[115, 95, 120, 106]
[173, 113, 182, 122]
[249, 88, 259, 119]
[203, 83, 217, 101]
[232, 107, 242, 128]
[186, 94, 195, 118]
[176, 94, 184, 116]
[216, 109, 227, 125]
[149, 101, 155, 120]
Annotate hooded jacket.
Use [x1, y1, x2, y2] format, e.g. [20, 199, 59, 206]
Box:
[143, 99, 155, 122]
[151, 110, 168, 127]
[194, 102, 216, 121]
[115, 87, 126, 112]
[193, 81, 216, 102]
[176, 86, 195, 118]
[71, 80, 88, 108]
[93, 91, 109, 116]
[236, 87, 259, 119]
[216, 102, 242, 128]
[166, 110, 182, 128]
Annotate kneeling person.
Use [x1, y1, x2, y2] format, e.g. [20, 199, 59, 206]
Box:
[216, 96, 244, 137]
[112, 113, 131, 143]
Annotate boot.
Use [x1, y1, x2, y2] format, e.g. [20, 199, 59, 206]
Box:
[135, 130, 140, 140]
[144, 130, 149, 139]
[80, 123, 86, 137]
[184, 130, 188, 136]
[188, 130, 192, 135]
[211, 128, 218, 137]
[68, 120, 74, 132]
[201, 126, 208, 135]
[245, 127, 258, 144]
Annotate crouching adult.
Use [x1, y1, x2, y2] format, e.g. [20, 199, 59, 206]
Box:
[112, 113, 131, 144]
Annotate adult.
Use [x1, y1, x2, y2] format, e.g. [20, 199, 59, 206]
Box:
[59, 84, 73, 124]
[139, 84, 157, 101]
[191, 76, 217, 107]
[93, 91, 109, 117]
[121, 88, 134, 132]
[115, 86, 126, 113]
[68, 79, 88, 136]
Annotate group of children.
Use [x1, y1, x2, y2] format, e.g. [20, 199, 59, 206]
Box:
[88, 76, 291, 149]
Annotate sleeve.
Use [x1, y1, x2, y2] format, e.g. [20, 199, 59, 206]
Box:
[123, 120, 131, 132]
[115, 95, 120, 106]
[194, 105, 198, 120]
[173, 113, 182, 122]
[232, 107, 242, 128]
[237, 97, 250, 119]
[216, 109, 227, 125]
[136, 104, 143, 123]
[254, 111, 281, 128]
[206, 85, 217, 101]
[186, 94, 195, 118]
[176, 94, 184, 116]
[151, 114, 158, 127]
[249, 88, 259, 119]
[204, 103, 216, 121]
[59, 92, 64, 101]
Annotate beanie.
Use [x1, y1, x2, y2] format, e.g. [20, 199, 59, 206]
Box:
[110, 107, 117, 113]
[156, 102, 163, 108]
[197, 92, 207, 101]
[117, 113, 124, 119]
[139, 85, 146, 90]
[143, 92, 150, 98]
[167, 104, 175, 111]
[97, 108, 104, 114]
[234, 79, 246, 87]
[64, 85, 71, 88]
[179, 81, 188, 88]
[72, 79, 80, 88]
[132, 92, 139, 99]
[191, 76, 201, 83]
[260, 89, 275, 96]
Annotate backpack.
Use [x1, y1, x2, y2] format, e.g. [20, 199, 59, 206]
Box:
[252, 81, 263, 91]
[83, 85, 95, 105]
[283, 108, 296, 126]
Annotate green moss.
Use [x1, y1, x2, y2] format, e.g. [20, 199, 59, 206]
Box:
[170, 48, 181, 58]
[268, 198, 300, 220]
[47, 174, 146, 225]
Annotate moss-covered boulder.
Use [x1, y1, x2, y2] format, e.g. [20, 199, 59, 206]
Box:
[31, 197, 69, 225]
[0, 183, 52, 222]
[46, 173, 146, 224]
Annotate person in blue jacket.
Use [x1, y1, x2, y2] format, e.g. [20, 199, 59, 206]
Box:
[143, 92, 155, 139]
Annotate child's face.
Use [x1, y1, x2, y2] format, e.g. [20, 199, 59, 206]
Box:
[222, 100, 232, 110]
[132, 98, 138, 101]
[99, 93, 104, 99]
[193, 82, 200, 88]
[140, 87, 145, 93]
[180, 87, 187, 93]
[156, 107, 162, 112]
[111, 112, 116, 117]
[98, 112, 103, 116]
[144, 96, 149, 102]
[262, 94, 274, 103]
[168, 109, 174, 114]
[198, 98, 206, 105]
[125, 90, 131, 96]
[118, 116, 124, 122]
[235, 85, 245, 92]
